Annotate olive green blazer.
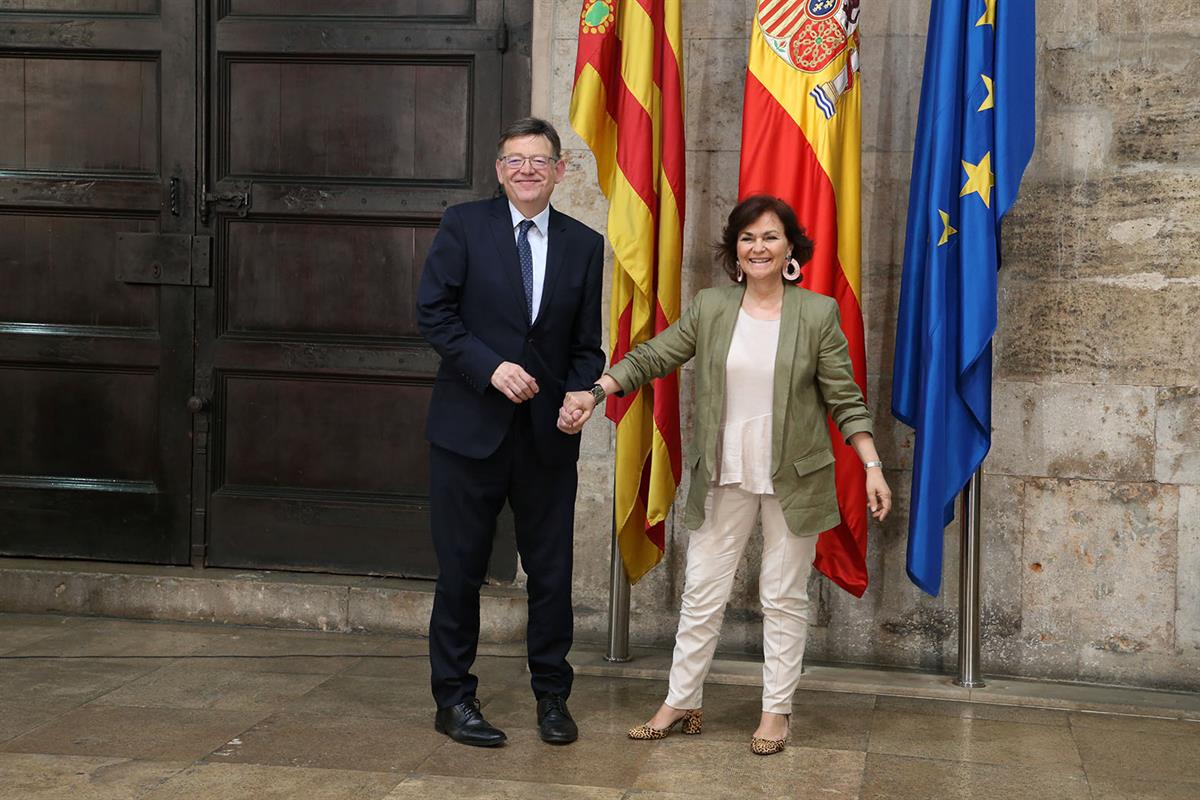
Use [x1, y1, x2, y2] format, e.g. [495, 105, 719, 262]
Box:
[606, 284, 873, 537]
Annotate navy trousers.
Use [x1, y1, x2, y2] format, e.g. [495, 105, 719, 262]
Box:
[427, 405, 577, 708]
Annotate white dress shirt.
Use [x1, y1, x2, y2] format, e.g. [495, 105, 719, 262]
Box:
[508, 201, 550, 323]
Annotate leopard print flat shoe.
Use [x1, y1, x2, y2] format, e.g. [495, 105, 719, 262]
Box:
[751, 714, 789, 755]
[750, 735, 786, 755]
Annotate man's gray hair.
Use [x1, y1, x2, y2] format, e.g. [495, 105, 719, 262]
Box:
[497, 117, 562, 160]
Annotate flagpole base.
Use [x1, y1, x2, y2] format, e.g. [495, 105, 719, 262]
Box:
[605, 523, 632, 663]
[954, 470, 986, 689]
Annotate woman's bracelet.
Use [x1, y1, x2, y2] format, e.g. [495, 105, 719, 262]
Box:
[864, 460, 883, 470]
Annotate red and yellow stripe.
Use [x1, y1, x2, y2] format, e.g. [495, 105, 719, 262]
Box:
[570, 0, 685, 584]
[739, 8, 870, 596]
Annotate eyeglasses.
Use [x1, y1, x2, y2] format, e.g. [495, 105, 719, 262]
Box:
[498, 154, 557, 170]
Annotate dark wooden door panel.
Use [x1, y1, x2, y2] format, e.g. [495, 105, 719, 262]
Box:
[0, 4, 195, 563]
[0, 215, 158, 327]
[225, 60, 472, 181]
[200, 0, 508, 577]
[223, 219, 427, 338]
[0, 56, 159, 172]
[225, 0, 473, 17]
[0, 2, 159, 12]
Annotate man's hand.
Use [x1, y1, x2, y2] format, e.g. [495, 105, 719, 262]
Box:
[557, 391, 596, 434]
[490, 362, 539, 403]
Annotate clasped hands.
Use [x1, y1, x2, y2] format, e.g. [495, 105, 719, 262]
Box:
[556, 390, 597, 434]
[489, 362, 596, 435]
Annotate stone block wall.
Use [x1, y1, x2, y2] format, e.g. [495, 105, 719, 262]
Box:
[530, 0, 1200, 690]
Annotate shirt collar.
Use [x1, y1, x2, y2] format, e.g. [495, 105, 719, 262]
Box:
[508, 201, 551, 236]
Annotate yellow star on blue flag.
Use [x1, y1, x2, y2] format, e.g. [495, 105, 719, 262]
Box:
[960, 152, 995, 207]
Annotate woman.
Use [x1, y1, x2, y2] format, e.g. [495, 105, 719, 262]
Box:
[558, 195, 891, 755]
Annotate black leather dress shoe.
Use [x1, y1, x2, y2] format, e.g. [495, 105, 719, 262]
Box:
[434, 698, 507, 747]
[537, 695, 578, 744]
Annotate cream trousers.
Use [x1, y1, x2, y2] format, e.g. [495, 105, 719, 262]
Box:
[665, 485, 817, 714]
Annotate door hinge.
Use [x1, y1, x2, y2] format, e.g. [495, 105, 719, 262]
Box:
[200, 183, 252, 225]
[115, 233, 213, 287]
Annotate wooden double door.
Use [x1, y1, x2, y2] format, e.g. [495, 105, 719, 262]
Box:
[0, 0, 528, 577]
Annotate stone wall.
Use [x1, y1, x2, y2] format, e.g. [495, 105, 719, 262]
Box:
[530, 0, 1200, 690]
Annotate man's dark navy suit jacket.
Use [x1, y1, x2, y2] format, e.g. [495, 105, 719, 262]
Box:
[417, 196, 605, 465]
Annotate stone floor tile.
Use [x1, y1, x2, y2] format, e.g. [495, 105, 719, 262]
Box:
[416, 728, 653, 790]
[345, 650, 529, 690]
[382, 774, 626, 800]
[0, 753, 187, 800]
[343, 638, 525, 676]
[282, 675, 432, 721]
[0, 612, 77, 627]
[632, 738, 866, 799]
[0, 705, 266, 762]
[791, 687, 881, 709]
[8, 619, 227, 659]
[0, 660, 158, 711]
[334, 636, 430, 677]
[0, 614, 77, 655]
[0, 704, 73, 745]
[1073, 726, 1200, 783]
[875, 695, 1071, 726]
[1087, 776, 1200, 799]
[1069, 711, 1200, 737]
[859, 753, 1090, 800]
[867, 710, 1083, 768]
[205, 711, 446, 772]
[141, 762, 402, 800]
[89, 664, 331, 711]
[336, 650, 433, 681]
[971, 677, 1200, 719]
[172, 627, 392, 675]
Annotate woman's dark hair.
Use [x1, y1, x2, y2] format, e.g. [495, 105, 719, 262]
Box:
[715, 195, 814, 283]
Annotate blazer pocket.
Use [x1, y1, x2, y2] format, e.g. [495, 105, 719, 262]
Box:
[793, 448, 836, 477]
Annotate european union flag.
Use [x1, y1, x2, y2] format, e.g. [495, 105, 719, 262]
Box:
[891, 0, 1036, 595]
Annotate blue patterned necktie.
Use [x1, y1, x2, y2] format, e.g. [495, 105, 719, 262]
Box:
[516, 219, 535, 322]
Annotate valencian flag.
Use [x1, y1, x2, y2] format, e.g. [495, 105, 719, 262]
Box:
[739, 1, 871, 596]
[570, 0, 685, 583]
[892, 0, 1035, 595]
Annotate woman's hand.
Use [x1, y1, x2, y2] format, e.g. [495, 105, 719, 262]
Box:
[557, 391, 596, 434]
[865, 468, 891, 521]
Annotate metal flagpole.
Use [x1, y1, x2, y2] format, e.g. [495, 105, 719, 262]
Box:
[953, 469, 985, 687]
[605, 519, 631, 662]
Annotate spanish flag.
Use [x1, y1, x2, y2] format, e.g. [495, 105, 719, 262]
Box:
[739, 1, 870, 596]
[570, 0, 684, 583]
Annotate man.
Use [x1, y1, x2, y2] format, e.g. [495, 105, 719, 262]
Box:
[417, 118, 605, 747]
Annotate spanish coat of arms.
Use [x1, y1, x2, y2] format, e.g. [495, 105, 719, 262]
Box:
[757, 0, 861, 118]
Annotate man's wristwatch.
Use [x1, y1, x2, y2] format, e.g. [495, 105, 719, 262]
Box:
[588, 383, 607, 407]
[864, 460, 884, 470]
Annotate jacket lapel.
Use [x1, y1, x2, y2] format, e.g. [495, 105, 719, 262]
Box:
[486, 197, 532, 326]
[771, 286, 802, 472]
[703, 287, 745, 469]
[533, 206, 567, 327]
